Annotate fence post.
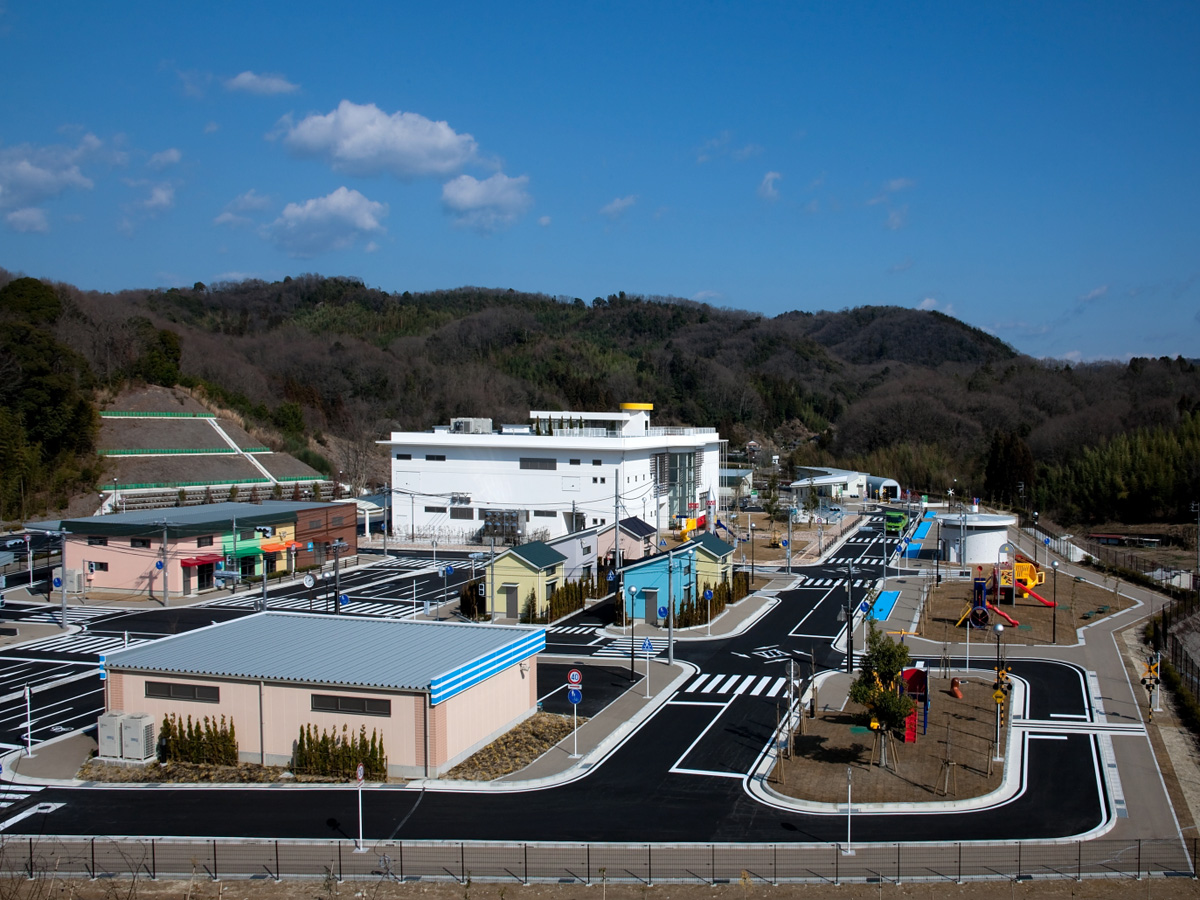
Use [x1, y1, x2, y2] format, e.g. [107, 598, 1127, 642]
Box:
[647, 843, 652, 885]
[212, 839, 219, 882]
[90, 837, 96, 880]
[711, 844, 715, 885]
[1077, 840, 1082, 881]
[957, 842, 962, 884]
[586, 844, 590, 885]
[1017, 841, 1022, 879]
[1136, 839, 1141, 880]
[338, 842, 343, 883]
[399, 842, 404, 881]
[524, 842, 528, 885]
[896, 843, 901, 884]
[773, 843, 778, 885]
[460, 843, 465, 884]
[151, 839, 157, 881]
[275, 840, 281, 882]
[834, 843, 840, 886]
[26, 837, 32, 880]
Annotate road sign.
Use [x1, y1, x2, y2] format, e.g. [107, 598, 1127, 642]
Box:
[659, 539, 667, 548]
[307, 542, 314, 550]
[99, 654, 106, 682]
[641, 637, 654, 652]
[859, 600, 870, 613]
[356, 762, 364, 787]
[52, 576, 62, 588]
[607, 571, 615, 582]
[155, 560, 163, 570]
[567, 688, 582, 705]
[339, 594, 349, 606]
[657, 605, 668, 619]
[303, 574, 315, 588]
[444, 565, 454, 576]
[780, 539, 788, 548]
[567, 668, 582, 686]
[1043, 538, 1050, 546]
[992, 689, 1005, 703]
[704, 589, 713, 600]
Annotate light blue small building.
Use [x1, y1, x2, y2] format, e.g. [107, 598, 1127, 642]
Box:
[621, 547, 698, 626]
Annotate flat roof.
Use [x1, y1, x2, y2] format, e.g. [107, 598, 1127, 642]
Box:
[105, 612, 544, 705]
[57, 500, 355, 539]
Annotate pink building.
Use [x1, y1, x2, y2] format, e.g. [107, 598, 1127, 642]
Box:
[103, 612, 544, 778]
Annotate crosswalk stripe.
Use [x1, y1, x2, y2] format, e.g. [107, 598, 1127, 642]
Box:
[0, 786, 41, 808]
[680, 674, 787, 697]
[766, 679, 786, 697]
[17, 634, 151, 655]
[687, 674, 712, 692]
[750, 675, 772, 696]
[733, 675, 757, 695]
[716, 674, 742, 692]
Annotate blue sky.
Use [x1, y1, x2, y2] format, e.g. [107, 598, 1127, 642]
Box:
[2, 2, 1198, 361]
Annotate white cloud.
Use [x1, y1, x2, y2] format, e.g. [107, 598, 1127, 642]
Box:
[918, 296, 955, 315]
[692, 290, 723, 303]
[757, 171, 782, 201]
[1079, 284, 1108, 302]
[261, 186, 387, 257]
[538, 215, 551, 227]
[225, 71, 300, 95]
[0, 133, 100, 210]
[364, 241, 380, 253]
[441, 172, 532, 232]
[919, 297, 938, 310]
[142, 182, 175, 211]
[5, 207, 49, 233]
[600, 194, 637, 218]
[204, 121, 220, 134]
[885, 177, 915, 192]
[214, 189, 272, 228]
[886, 206, 908, 230]
[1063, 350, 1083, 362]
[282, 100, 478, 179]
[147, 148, 181, 169]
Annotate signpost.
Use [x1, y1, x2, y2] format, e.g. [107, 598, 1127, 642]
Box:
[642, 637, 654, 698]
[303, 573, 315, 611]
[355, 762, 365, 852]
[566, 670, 583, 758]
[705, 588, 713, 636]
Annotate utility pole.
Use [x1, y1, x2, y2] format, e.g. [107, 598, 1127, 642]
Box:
[59, 530, 68, 629]
[845, 557, 854, 674]
[161, 520, 169, 607]
[786, 507, 793, 574]
[1192, 501, 1200, 581]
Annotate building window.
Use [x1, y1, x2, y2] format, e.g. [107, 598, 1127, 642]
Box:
[239, 530, 254, 541]
[146, 681, 219, 703]
[311, 694, 391, 717]
[332, 516, 344, 526]
[569, 459, 580, 466]
[593, 459, 602, 466]
[396, 453, 412, 460]
[425, 506, 447, 514]
[87, 536, 108, 546]
[533, 510, 556, 518]
[131, 538, 151, 549]
[197, 536, 214, 548]
[91, 562, 109, 572]
[450, 508, 474, 520]
[426, 454, 446, 461]
[309, 519, 322, 530]
[519, 457, 556, 470]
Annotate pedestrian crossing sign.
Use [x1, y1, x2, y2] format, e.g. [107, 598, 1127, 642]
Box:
[641, 638, 654, 652]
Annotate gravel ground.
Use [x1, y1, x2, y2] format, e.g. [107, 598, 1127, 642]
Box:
[76, 759, 392, 784]
[444, 713, 584, 781]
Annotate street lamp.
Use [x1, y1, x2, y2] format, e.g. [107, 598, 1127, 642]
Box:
[749, 522, 756, 586]
[935, 519, 942, 585]
[1051, 560, 1059, 644]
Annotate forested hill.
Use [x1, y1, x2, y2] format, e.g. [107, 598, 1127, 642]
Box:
[3, 268, 1200, 526]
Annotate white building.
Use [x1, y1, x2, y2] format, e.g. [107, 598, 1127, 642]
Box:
[380, 404, 725, 543]
[935, 512, 1017, 565]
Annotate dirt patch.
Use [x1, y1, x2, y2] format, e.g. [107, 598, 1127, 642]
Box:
[77, 759, 402, 785]
[775, 673, 1005, 803]
[920, 573, 1134, 646]
[445, 713, 584, 781]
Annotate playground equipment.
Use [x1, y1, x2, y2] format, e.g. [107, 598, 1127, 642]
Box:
[993, 556, 1055, 607]
[714, 517, 739, 544]
[956, 571, 1020, 628]
[768, 529, 782, 549]
[676, 513, 707, 541]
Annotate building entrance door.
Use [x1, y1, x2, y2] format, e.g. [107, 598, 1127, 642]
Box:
[505, 585, 519, 619]
[643, 588, 658, 625]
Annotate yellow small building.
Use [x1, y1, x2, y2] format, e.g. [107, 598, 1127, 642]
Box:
[685, 532, 735, 593]
[489, 541, 567, 622]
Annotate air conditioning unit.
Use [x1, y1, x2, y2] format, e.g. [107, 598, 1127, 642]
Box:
[97, 711, 124, 758]
[121, 713, 157, 762]
[68, 570, 86, 593]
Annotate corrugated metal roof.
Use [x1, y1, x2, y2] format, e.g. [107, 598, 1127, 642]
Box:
[619, 516, 656, 538]
[104, 612, 544, 701]
[58, 501, 355, 538]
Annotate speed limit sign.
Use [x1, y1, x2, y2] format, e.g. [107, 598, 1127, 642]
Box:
[567, 668, 582, 686]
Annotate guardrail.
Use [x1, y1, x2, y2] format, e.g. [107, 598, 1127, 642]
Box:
[100, 448, 236, 456]
[99, 412, 215, 418]
[2, 837, 1193, 885]
[102, 478, 271, 490]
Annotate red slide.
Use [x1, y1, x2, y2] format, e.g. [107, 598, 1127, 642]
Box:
[986, 602, 1020, 627]
[1018, 584, 1056, 607]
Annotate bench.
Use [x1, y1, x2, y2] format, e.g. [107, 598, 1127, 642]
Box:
[1097, 605, 1111, 615]
[1081, 611, 1094, 620]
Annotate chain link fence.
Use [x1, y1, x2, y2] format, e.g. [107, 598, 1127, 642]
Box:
[1, 837, 1193, 885]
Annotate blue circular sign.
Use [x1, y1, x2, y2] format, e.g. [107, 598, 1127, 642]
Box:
[444, 565, 454, 575]
[52, 577, 62, 588]
[155, 560, 164, 570]
[704, 589, 713, 600]
[657, 605, 668, 618]
[567, 688, 582, 705]
[339, 593, 349, 605]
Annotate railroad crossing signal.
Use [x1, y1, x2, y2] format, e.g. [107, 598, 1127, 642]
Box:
[1140, 661, 1160, 691]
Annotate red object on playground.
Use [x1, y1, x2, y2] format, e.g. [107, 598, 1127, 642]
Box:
[1018, 584, 1056, 607]
[987, 601, 1019, 627]
[904, 708, 918, 743]
[950, 677, 963, 699]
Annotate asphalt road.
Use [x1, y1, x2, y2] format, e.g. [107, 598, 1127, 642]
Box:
[0, 520, 1117, 843]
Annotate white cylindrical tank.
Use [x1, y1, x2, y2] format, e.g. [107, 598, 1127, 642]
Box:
[935, 513, 1017, 566]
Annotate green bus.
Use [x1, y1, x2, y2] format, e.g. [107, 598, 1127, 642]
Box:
[884, 510, 909, 535]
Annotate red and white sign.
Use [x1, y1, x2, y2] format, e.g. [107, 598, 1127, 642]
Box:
[356, 762, 364, 787]
[566, 668, 583, 686]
